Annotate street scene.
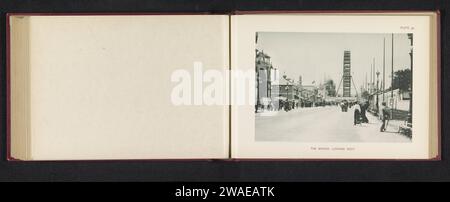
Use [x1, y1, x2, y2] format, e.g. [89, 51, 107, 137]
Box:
[255, 32, 413, 142]
[256, 106, 410, 142]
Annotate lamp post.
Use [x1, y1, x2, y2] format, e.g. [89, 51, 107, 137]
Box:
[256, 68, 260, 113]
[255, 50, 260, 113]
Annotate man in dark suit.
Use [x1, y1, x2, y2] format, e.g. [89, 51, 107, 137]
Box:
[360, 101, 369, 123]
[380, 102, 390, 132]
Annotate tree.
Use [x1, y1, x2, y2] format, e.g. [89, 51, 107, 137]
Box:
[392, 69, 412, 92]
[324, 79, 336, 97]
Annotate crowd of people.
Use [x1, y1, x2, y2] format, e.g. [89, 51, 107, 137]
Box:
[339, 100, 391, 132]
[256, 99, 337, 113]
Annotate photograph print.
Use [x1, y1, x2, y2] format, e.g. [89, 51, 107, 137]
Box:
[255, 32, 413, 143]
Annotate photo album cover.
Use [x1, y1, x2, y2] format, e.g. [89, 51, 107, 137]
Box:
[7, 12, 440, 160]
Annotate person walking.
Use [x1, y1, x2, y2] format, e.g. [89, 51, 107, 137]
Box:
[354, 103, 361, 125]
[380, 102, 390, 132]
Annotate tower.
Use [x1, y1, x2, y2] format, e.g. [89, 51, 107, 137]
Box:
[336, 50, 358, 98]
[343, 50, 351, 97]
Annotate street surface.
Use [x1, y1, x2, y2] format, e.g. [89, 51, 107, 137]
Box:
[255, 106, 411, 142]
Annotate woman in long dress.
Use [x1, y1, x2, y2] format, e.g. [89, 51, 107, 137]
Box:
[354, 103, 361, 125]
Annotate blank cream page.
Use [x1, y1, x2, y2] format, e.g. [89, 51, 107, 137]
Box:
[27, 15, 229, 160]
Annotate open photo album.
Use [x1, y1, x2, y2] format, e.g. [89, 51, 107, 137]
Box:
[7, 12, 440, 160]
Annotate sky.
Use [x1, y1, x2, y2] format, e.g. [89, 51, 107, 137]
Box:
[256, 32, 412, 95]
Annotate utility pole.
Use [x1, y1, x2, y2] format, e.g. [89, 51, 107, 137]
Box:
[256, 69, 260, 112]
[383, 37, 386, 103]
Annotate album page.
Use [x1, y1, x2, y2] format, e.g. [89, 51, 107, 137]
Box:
[9, 15, 230, 160]
[231, 13, 439, 159]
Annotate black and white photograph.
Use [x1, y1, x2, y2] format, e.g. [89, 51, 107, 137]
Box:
[255, 32, 414, 142]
